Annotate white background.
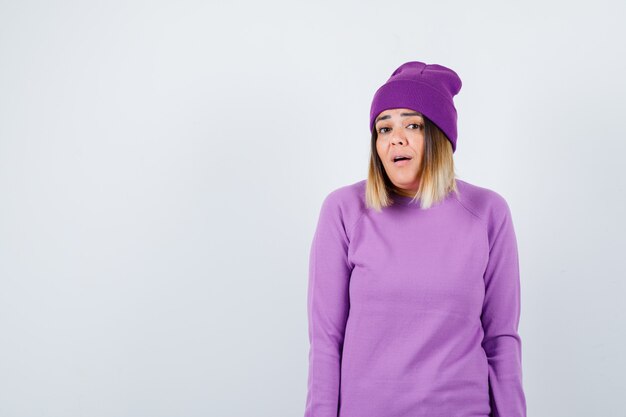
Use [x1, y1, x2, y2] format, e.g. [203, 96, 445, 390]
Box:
[1, 1, 625, 416]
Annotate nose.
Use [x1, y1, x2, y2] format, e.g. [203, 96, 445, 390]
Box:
[391, 131, 407, 145]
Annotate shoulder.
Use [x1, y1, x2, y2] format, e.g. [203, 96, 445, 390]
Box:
[453, 178, 514, 229]
[317, 179, 367, 236]
[323, 178, 367, 206]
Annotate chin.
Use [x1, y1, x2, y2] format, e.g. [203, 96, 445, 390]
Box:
[390, 172, 419, 182]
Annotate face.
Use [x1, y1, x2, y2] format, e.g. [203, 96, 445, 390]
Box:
[374, 108, 425, 196]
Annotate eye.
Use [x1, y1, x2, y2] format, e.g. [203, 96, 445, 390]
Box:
[408, 123, 423, 130]
[378, 127, 391, 134]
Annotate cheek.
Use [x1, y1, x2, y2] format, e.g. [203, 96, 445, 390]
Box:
[375, 142, 385, 159]
[411, 136, 425, 152]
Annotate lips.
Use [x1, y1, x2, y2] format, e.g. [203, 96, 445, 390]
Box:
[392, 154, 413, 164]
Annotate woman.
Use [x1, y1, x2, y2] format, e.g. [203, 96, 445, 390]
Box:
[304, 61, 527, 417]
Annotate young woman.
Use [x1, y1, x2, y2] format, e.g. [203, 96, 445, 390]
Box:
[304, 61, 527, 417]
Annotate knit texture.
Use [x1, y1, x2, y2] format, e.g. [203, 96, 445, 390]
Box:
[304, 178, 526, 417]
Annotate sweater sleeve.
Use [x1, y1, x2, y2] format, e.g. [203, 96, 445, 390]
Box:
[481, 197, 527, 417]
[304, 191, 352, 417]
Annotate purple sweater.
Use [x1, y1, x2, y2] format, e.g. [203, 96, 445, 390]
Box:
[304, 178, 526, 417]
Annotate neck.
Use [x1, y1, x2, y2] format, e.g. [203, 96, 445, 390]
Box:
[392, 185, 418, 197]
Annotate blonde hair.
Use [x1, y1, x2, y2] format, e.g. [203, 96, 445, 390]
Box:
[365, 115, 459, 211]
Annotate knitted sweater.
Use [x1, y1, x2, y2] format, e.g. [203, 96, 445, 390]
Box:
[304, 178, 526, 417]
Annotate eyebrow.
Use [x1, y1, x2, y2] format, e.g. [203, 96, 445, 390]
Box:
[375, 112, 422, 126]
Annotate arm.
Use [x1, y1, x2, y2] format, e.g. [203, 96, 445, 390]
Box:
[304, 191, 352, 417]
[481, 197, 527, 417]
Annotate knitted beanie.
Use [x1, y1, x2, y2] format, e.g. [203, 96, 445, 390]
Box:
[369, 61, 463, 153]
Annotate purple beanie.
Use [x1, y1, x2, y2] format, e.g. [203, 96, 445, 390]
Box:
[369, 61, 463, 153]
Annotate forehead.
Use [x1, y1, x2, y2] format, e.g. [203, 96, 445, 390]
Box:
[375, 108, 423, 124]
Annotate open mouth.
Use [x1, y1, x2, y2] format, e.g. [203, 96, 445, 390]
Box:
[393, 155, 412, 166]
